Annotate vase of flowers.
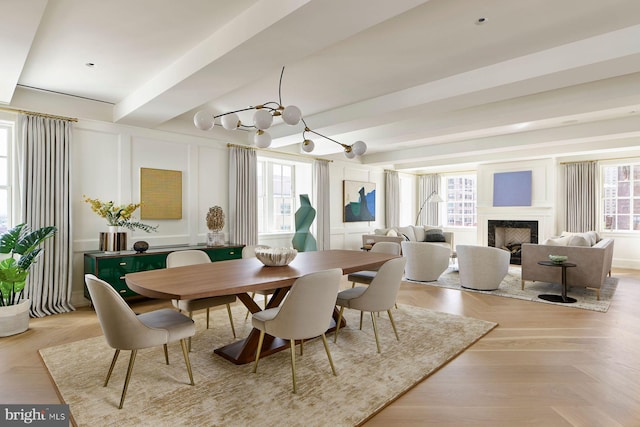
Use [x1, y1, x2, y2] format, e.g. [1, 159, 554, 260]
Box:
[206, 206, 225, 247]
[84, 196, 158, 253]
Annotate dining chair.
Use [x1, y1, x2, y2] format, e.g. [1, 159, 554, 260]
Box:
[85, 274, 195, 409]
[334, 257, 407, 353]
[242, 245, 275, 320]
[348, 242, 401, 288]
[252, 268, 342, 393]
[166, 250, 236, 351]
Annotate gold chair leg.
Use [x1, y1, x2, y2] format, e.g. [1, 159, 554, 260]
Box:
[253, 330, 265, 373]
[104, 349, 120, 386]
[290, 339, 297, 394]
[206, 308, 210, 329]
[387, 309, 399, 341]
[351, 281, 356, 288]
[163, 343, 169, 365]
[245, 292, 256, 320]
[334, 306, 345, 343]
[359, 311, 364, 330]
[118, 350, 137, 409]
[371, 312, 381, 353]
[264, 295, 268, 308]
[226, 303, 236, 338]
[188, 311, 193, 352]
[180, 339, 195, 386]
[300, 339, 304, 356]
[321, 333, 337, 376]
[521, 279, 525, 290]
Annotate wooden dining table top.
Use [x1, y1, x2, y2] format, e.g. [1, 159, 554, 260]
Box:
[125, 249, 398, 300]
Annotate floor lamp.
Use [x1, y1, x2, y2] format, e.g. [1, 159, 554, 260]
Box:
[415, 190, 444, 226]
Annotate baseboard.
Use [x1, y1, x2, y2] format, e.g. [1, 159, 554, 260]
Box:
[612, 259, 640, 271]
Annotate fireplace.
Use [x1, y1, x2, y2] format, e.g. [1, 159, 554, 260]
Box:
[487, 220, 538, 264]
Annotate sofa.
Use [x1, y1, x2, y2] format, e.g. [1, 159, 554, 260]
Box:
[362, 225, 454, 254]
[520, 231, 614, 300]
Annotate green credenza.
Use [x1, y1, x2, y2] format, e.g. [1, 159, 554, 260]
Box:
[84, 244, 244, 300]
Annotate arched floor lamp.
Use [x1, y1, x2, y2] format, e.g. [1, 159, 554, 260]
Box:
[415, 190, 444, 226]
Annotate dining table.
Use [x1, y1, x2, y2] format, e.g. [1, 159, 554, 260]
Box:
[125, 249, 398, 365]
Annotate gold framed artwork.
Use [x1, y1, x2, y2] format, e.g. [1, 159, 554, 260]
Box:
[140, 168, 182, 219]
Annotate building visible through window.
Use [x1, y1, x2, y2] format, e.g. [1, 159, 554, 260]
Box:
[602, 163, 640, 231]
[445, 174, 477, 227]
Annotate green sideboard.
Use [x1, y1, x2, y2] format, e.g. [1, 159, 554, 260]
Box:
[83, 244, 244, 301]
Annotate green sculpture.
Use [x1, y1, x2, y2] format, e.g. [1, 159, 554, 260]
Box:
[292, 194, 317, 252]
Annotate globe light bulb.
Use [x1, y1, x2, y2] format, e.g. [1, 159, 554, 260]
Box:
[282, 105, 302, 125]
[253, 109, 273, 130]
[254, 130, 272, 148]
[351, 140, 367, 156]
[193, 111, 214, 131]
[344, 148, 356, 159]
[221, 113, 240, 130]
[301, 139, 315, 153]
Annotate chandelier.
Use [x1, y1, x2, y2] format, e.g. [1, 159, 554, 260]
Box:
[193, 67, 367, 159]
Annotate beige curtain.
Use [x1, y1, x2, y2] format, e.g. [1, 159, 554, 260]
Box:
[16, 114, 74, 317]
[417, 174, 440, 226]
[563, 161, 598, 231]
[228, 146, 258, 245]
[385, 170, 399, 228]
[312, 159, 330, 250]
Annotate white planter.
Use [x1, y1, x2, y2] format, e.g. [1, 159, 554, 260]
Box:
[0, 299, 30, 337]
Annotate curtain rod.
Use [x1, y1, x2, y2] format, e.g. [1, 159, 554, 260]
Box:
[0, 106, 78, 122]
[226, 143, 332, 162]
[560, 156, 640, 164]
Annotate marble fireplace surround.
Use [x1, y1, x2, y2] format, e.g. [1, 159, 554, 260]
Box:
[487, 220, 539, 265]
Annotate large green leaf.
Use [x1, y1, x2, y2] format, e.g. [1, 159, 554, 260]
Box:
[17, 248, 42, 271]
[0, 258, 28, 282]
[14, 226, 57, 255]
[0, 224, 26, 254]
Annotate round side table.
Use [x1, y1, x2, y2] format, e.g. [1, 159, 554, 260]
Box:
[537, 260, 577, 303]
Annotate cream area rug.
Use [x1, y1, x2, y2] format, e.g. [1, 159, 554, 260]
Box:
[39, 304, 496, 427]
[408, 266, 617, 312]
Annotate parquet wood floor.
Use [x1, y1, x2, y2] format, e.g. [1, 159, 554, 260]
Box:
[1, 269, 638, 426]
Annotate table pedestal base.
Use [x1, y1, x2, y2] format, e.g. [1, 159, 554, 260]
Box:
[538, 294, 577, 304]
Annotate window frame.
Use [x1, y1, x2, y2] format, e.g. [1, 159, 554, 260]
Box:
[600, 160, 640, 233]
[442, 172, 477, 228]
[257, 157, 297, 234]
[0, 121, 13, 234]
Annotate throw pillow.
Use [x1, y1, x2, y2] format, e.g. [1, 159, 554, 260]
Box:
[424, 228, 446, 242]
[568, 235, 590, 247]
[542, 236, 570, 246]
[386, 229, 398, 237]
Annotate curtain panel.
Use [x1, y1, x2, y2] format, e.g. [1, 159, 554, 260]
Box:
[228, 146, 258, 246]
[385, 170, 399, 228]
[312, 160, 330, 250]
[563, 161, 598, 232]
[417, 174, 440, 226]
[16, 115, 74, 317]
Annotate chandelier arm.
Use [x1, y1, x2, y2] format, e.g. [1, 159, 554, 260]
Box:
[305, 128, 349, 149]
[213, 106, 256, 119]
[278, 66, 285, 107]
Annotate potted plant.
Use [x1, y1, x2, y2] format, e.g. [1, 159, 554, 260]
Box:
[0, 223, 57, 336]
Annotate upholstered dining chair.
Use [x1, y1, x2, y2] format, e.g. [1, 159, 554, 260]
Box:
[348, 242, 401, 288]
[252, 268, 342, 393]
[334, 257, 407, 353]
[242, 245, 275, 320]
[85, 274, 195, 409]
[166, 250, 236, 351]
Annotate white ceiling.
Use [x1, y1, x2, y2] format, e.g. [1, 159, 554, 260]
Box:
[3, 0, 640, 170]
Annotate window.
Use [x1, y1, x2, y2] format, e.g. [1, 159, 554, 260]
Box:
[257, 159, 296, 233]
[0, 124, 11, 234]
[602, 163, 640, 231]
[445, 174, 477, 227]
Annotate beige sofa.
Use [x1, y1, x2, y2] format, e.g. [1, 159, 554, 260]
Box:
[362, 225, 454, 253]
[520, 233, 614, 300]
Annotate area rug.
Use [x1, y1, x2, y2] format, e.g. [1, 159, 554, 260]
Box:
[39, 304, 496, 427]
[407, 266, 617, 312]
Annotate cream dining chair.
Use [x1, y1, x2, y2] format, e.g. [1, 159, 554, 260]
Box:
[242, 245, 275, 320]
[348, 241, 401, 288]
[334, 257, 407, 353]
[252, 268, 342, 393]
[85, 274, 195, 409]
[166, 250, 236, 351]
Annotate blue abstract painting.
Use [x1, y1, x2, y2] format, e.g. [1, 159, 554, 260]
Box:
[343, 180, 376, 222]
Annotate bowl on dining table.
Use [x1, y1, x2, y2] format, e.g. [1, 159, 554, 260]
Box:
[548, 254, 568, 264]
[254, 247, 298, 266]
